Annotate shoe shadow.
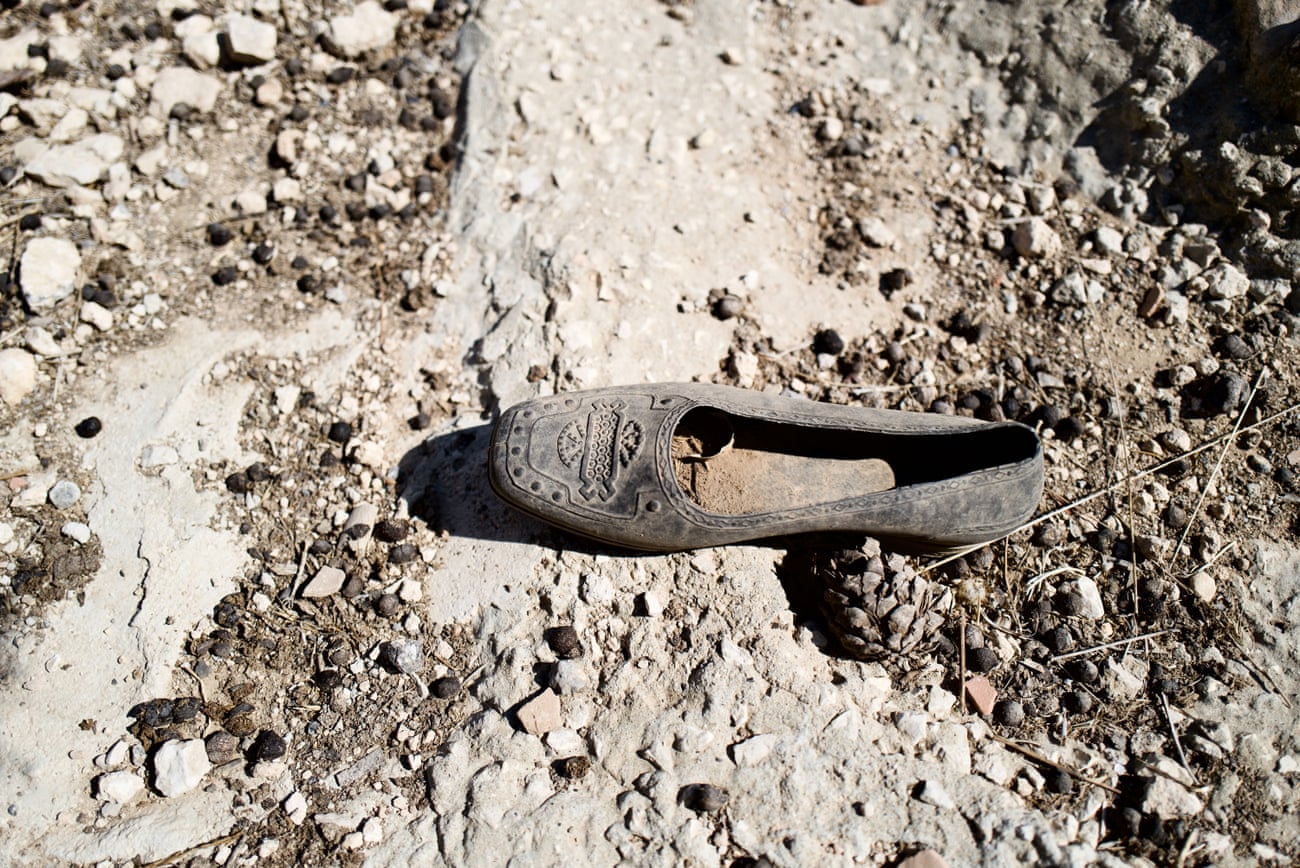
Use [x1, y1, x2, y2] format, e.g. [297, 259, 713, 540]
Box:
[395, 423, 657, 557]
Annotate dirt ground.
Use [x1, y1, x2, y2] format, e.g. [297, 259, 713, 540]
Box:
[2, 0, 1299, 865]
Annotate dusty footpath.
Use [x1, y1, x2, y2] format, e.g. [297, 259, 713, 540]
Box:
[2, 0, 1300, 865]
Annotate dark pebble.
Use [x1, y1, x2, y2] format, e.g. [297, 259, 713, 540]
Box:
[430, 676, 461, 699]
[212, 266, 238, 286]
[345, 202, 367, 222]
[38, 2, 59, 17]
[225, 471, 251, 494]
[106, 63, 126, 80]
[297, 274, 319, 293]
[1164, 504, 1188, 529]
[712, 294, 744, 320]
[1053, 591, 1084, 617]
[345, 171, 367, 193]
[1044, 769, 1073, 795]
[1032, 523, 1063, 548]
[1036, 404, 1063, 427]
[284, 57, 304, 76]
[1043, 625, 1075, 654]
[326, 66, 356, 84]
[205, 731, 240, 764]
[546, 625, 583, 659]
[967, 646, 999, 673]
[1213, 333, 1252, 360]
[1062, 690, 1093, 714]
[376, 593, 400, 617]
[45, 58, 69, 78]
[287, 103, 309, 122]
[19, 213, 41, 231]
[249, 730, 287, 762]
[0, 166, 16, 185]
[327, 645, 354, 667]
[206, 223, 233, 246]
[252, 244, 274, 264]
[327, 420, 352, 443]
[429, 88, 453, 119]
[1067, 659, 1099, 683]
[414, 174, 435, 195]
[388, 543, 418, 565]
[375, 518, 410, 542]
[813, 328, 846, 356]
[313, 669, 342, 690]
[993, 699, 1024, 727]
[878, 267, 912, 298]
[1089, 526, 1117, 553]
[291, 255, 309, 270]
[1191, 370, 1251, 417]
[679, 783, 729, 813]
[131, 698, 174, 727]
[369, 202, 392, 220]
[319, 449, 340, 467]
[75, 416, 102, 438]
[555, 756, 590, 779]
[340, 573, 364, 598]
[319, 204, 338, 222]
[170, 102, 194, 121]
[307, 539, 331, 556]
[409, 412, 432, 430]
[143, 21, 163, 39]
[245, 462, 271, 482]
[172, 697, 202, 721]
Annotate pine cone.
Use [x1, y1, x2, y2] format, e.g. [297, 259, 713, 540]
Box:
[816, 538, 953, 661]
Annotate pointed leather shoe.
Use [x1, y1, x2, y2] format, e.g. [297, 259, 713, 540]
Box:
[489, 383, 1043, 553]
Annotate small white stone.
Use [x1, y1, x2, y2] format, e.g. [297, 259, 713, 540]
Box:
[915, 778, 955, 810]
[327, 1, 398, 58]
[580, 573, 616, 605]
[283, 791, 308, 824]
[1141, 757, 1204, 818]
[342, 832, 364, 851]
[1093, 226, 1124, 255]
[151, 67, 223, 117]
[61, 522, 92, 544]
[544, 728, 585, 756]
[24, 326, 63, 357]
[819, 116, 844, 142]
[152, 739, 211, 797]
[361, 816, 383, 844]
[80, 301, 114, 332]
[1012, 218, 1061, 258]
[731, 733, 778, 767]
[20, 237, 81, 309]
[302, 566, 346, 598]
[0, 348, 38, 406]
[857, 216, 897, 248]
[1071, 577, 1105, 619]
[1191, 571, 1216, 603]
[1202, 263, 1248, 300]
[48, 480, 81, 509]
[95, 770, 144, 804]
[549, 659, 589, 695]
[225, 15, 277, 65]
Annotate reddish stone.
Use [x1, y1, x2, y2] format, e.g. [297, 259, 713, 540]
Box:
[965, 676, 997, 716]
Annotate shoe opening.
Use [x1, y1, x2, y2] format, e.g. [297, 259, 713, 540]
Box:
[670, 406, 1038, 515]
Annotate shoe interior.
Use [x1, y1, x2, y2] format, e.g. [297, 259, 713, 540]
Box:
[671, 406, 1037, 515]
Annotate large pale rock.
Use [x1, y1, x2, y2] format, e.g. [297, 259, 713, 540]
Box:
[152, 739, 211, 797]
[23, 135, 123, 187]
[95, 770, 145, 804]
[0, 348, 38, 406]
[20, 237, 82, 309]
[327, 1, 398, 58]
[150, 67, 223, 117]
[224, 15, 277, 65]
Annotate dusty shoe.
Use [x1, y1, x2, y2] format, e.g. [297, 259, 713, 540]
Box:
[488, 383, 1043, 552]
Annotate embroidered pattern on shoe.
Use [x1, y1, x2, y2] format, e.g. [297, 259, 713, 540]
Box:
[558, 399, 642, 501]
